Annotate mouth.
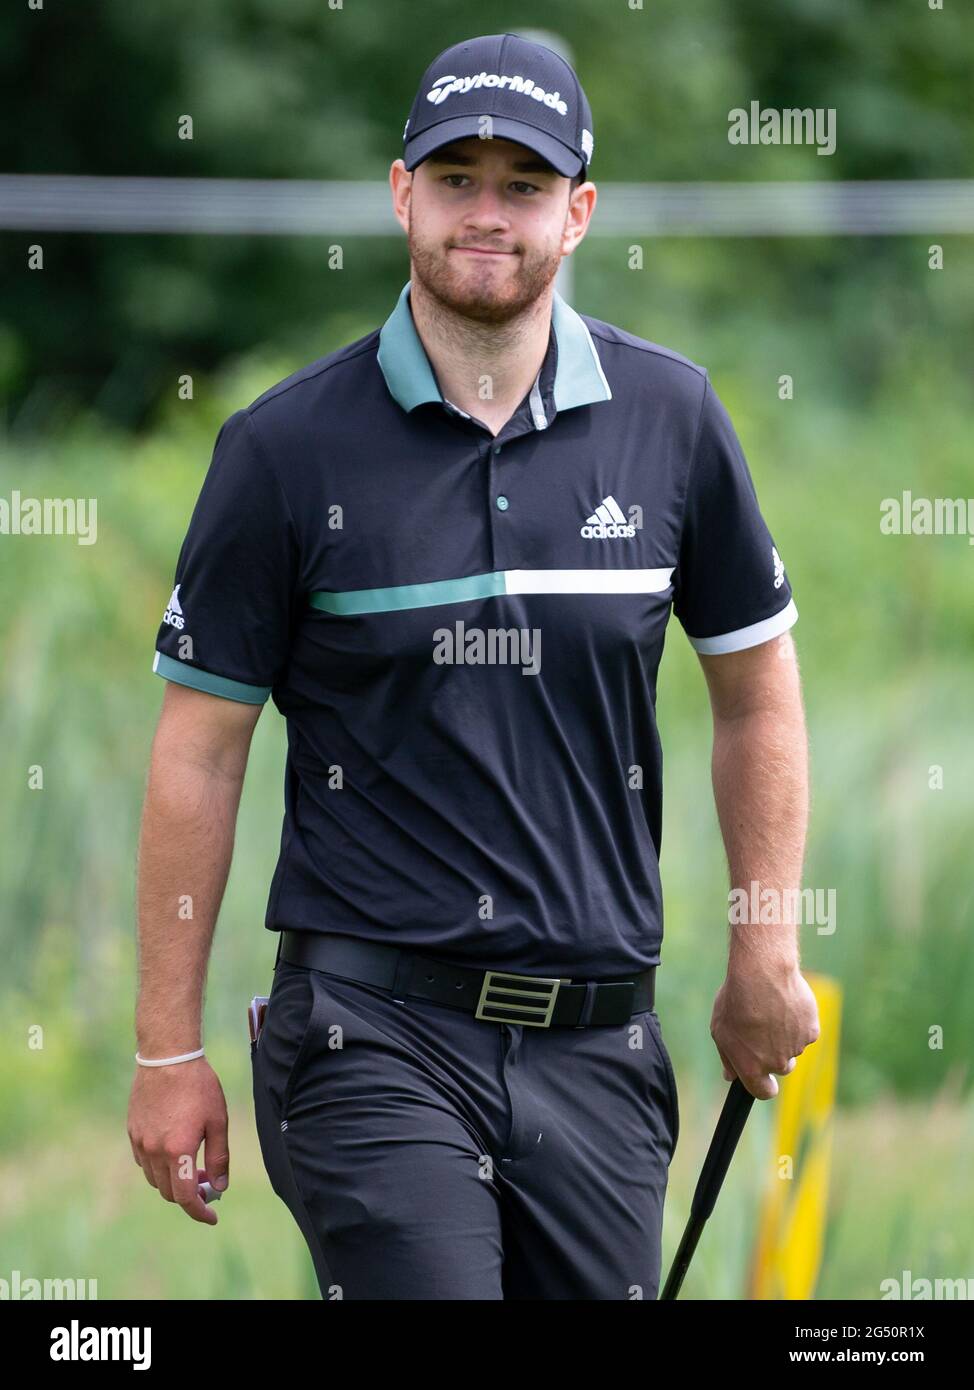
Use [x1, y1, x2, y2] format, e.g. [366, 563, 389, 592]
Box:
[450, 246, 516, 257]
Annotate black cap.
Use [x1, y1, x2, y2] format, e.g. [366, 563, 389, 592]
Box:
[402, 33, 594, 179]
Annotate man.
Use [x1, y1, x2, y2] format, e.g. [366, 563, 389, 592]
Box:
[129, 32, 819, 1300]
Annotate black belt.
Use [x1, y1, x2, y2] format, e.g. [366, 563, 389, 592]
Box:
[277, 930, 655, 1028]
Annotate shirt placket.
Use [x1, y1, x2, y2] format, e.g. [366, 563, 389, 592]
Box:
[441, 361, 554, 572]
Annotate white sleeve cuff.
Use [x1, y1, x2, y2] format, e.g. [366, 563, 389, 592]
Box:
[686, 597, 798, 654]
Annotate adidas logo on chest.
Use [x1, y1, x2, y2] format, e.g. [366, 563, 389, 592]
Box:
[580, 495, 636, 540]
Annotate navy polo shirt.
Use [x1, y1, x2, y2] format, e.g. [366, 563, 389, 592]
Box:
[152, 280, 798, 976]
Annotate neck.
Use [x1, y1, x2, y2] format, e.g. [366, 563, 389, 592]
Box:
[407, 277, 553, 429]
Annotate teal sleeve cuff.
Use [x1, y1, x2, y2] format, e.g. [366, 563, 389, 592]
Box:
[152, 650, 271, 705]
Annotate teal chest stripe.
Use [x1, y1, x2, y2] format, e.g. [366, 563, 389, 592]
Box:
[309, 567, 675, 616]
[310, 571, 506, 615]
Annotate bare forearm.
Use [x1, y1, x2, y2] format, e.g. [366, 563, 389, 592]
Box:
[135, 756, 244, 1056]
[710, 700, 809, 972]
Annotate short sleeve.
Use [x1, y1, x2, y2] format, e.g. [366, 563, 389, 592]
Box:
[151, 409, 300, 703]
[671, 376, 798, 654]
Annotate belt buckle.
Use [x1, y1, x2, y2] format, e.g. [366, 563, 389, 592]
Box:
[474, 970, 567, 1027]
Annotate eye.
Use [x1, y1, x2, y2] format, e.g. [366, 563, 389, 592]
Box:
[440, 174, 542, 194]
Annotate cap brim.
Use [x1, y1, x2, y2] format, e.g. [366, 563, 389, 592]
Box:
[404, 115, 584, 177]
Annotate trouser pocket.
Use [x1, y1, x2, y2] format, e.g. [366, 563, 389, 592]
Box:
[255, 960, 327, 1123]
[647, 1010, 680, 1155]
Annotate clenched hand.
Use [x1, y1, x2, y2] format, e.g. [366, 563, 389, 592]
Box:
[128, 1058, 230, 1225]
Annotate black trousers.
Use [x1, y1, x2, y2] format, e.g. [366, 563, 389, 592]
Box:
[251, 956, 679, 1299]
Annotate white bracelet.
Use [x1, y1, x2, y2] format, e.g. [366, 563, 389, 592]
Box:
[136, 1047, 205, 1067]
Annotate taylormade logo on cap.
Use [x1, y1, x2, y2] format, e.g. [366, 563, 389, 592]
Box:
[427, 72, 569, 117]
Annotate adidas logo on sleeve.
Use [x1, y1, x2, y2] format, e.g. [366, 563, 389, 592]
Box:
[772, 545, 785, 589]
[580, 495, 636, 539]
[163, 584, 185, 630]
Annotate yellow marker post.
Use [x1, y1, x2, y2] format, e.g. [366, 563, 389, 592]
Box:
[748, 972, 842, 1299]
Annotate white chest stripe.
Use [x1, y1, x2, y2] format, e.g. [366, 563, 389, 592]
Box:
[503, 568, 674, 595]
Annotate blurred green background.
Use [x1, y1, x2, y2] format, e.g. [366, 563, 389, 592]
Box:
[1, 0, 971, 1299]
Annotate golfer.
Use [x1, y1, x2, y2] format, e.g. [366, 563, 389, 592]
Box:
[129, 32, 820, 1300]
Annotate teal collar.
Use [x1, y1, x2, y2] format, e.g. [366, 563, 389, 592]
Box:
[377, 280, 612, 418]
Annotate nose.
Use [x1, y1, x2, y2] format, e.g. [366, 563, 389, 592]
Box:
[461, 180, 512, 230]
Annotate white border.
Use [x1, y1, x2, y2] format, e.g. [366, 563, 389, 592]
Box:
[687, 598, 799, 654]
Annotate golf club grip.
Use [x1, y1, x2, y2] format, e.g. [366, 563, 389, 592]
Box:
[690, 1078, 755, 1222]
[659, 1079, 756, 1299]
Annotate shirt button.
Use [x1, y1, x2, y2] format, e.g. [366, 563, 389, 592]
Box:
[496, 495, 509, 512]
[493, 444, 502, 454]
